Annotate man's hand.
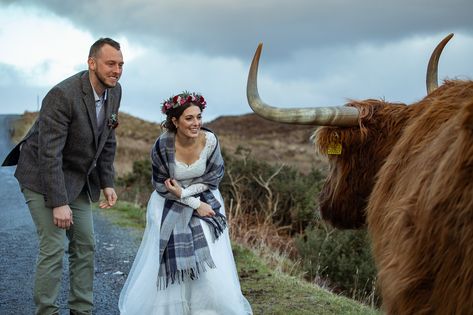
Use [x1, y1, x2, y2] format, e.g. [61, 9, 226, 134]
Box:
[53, 205, 73, 229]
[99, 187, 117, 209]
[164, 178, 182, 198]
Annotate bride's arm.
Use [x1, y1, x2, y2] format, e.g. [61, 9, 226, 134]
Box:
[181, 183, 208, 198]
[179, 184, 208, 208]
[180, 196, 201, 209]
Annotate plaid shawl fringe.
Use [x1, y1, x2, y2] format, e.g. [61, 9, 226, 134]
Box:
[157, 248, 217, 290]
[151, 128, 227, 290]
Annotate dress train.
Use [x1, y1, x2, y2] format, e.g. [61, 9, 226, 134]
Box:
[119, 190, 252, 315]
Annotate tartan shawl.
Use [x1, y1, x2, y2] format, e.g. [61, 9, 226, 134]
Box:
[151, 128, 227, 289]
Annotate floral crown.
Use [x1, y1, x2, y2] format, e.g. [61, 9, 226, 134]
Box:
[161, 91, 207, 114]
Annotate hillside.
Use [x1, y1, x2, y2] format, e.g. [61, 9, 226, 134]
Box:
[207, 113, 326, 174]
[11, 111, 326, 175]
[114, 112, 325, 175]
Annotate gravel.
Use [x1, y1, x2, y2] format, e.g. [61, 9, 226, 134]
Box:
[0, 115, 142, 315]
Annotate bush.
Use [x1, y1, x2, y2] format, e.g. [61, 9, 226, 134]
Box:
[220, 147, 324, 233]
[116, 159, 153, 207]
[295, 223, 378, 304]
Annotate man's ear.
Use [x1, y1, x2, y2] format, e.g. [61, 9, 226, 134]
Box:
[87, 57, 96, 71]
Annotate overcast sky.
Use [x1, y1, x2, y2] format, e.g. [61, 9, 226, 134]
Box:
[1, 0, 472, 123]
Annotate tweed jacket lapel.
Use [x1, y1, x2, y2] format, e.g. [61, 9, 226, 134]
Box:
[81, 72, 99, 148]
[96, 92, 113, 153]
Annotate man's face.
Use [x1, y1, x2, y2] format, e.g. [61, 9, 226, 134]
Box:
[88, 44, 124, 90]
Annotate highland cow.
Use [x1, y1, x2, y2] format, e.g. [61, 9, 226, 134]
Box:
[246, 34, 473, 314]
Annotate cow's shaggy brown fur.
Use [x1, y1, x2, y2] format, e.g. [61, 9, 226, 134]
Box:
[314, 80, 473, 314]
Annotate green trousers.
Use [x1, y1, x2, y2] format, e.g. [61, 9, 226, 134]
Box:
[23, 187, 94, 315]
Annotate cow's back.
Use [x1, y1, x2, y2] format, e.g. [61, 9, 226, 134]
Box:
[367, 80, 473, 314]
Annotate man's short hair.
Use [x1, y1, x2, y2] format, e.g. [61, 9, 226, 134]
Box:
[89, 38, 121, 58]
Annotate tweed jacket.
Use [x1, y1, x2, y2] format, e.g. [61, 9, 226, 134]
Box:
[3, 70, 121, 208]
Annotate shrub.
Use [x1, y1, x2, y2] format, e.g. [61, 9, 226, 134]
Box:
[116, 159, 153, 207]
[295, 223, 378, 304]
[220, 147, 324, 233]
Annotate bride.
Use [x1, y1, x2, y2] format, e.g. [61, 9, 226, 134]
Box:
[119, 92, 252, 315]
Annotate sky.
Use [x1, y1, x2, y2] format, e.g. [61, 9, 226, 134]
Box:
[1, 0, 472, 124]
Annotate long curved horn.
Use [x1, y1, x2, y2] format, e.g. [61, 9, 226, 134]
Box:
[426, 33, 454, 94]
[247, 43, 359, 126]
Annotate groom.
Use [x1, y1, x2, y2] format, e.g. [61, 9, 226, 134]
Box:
[2, 37, 124, 315]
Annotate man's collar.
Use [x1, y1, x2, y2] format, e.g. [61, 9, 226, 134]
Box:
[90, 79, 108, 102]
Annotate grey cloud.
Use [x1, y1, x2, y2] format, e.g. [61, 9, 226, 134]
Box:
[14, 0, 473, 61]
[2, 0, 472, 121]
[0, 63, 22, 86]
[0, 64, 47, 111]
[0, 85, 46, 113]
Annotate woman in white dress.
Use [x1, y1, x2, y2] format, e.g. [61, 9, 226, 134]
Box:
[119, 92, 252, 315]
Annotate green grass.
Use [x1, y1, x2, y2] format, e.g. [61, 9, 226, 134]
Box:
[234, 245, 379, 315]
[96, 200, 146, 229]
[97, 201, 380, 315]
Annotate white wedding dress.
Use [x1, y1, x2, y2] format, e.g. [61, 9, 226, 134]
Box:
[119, 131, 252, 315]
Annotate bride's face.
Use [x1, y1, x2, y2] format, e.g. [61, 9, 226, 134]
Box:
[173, 105, 202, 138]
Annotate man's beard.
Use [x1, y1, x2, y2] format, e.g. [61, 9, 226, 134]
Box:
[97, 73, 116, 89]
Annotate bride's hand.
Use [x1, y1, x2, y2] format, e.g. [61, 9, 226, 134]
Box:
[196, 202, 215, 217]
[164, 178, 182, 198]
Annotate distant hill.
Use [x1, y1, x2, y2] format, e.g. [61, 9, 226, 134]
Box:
[9, 111, 326, 176]
[207, 113, 325, 173]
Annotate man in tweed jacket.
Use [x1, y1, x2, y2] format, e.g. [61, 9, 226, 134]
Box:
[2, 38, 124, 315]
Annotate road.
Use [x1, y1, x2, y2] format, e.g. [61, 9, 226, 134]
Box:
[0, 115, 141, 315]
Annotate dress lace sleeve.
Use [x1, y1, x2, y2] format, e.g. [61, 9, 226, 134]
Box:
[180, 183, 208, 208]
[180, 196, 201, 209]
[181, 183, 208, 198]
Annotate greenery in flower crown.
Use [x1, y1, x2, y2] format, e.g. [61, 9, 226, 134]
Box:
[161, 91, 207, 114]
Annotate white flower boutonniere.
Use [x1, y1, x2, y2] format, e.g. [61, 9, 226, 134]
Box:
[108, 113, 119, 129]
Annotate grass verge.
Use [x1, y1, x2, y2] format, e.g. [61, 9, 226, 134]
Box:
[99, 201, 380, 315]
[99, 200, 146, 229]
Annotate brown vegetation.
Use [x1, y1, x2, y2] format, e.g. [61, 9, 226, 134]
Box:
[117, 111, 326, 176]
[10, 111, 323, 175]
[113, 113, 161, 174]
[115, 111, 325, 176]
[208, 113, 324, 174]
[10, 111, 160, 176]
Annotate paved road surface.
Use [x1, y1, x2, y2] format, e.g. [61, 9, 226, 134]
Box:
[0, 115, 141, 315]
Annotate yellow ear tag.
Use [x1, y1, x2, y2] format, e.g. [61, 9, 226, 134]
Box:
[327, 142, 342, 155]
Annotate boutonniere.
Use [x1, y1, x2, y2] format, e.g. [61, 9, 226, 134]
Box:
[108, 113, 119, 129]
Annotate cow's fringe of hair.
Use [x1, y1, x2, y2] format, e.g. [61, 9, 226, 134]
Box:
[313, 99, 394, 159]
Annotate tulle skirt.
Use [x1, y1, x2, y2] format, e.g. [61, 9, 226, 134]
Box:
[118, 190, 252, 315]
